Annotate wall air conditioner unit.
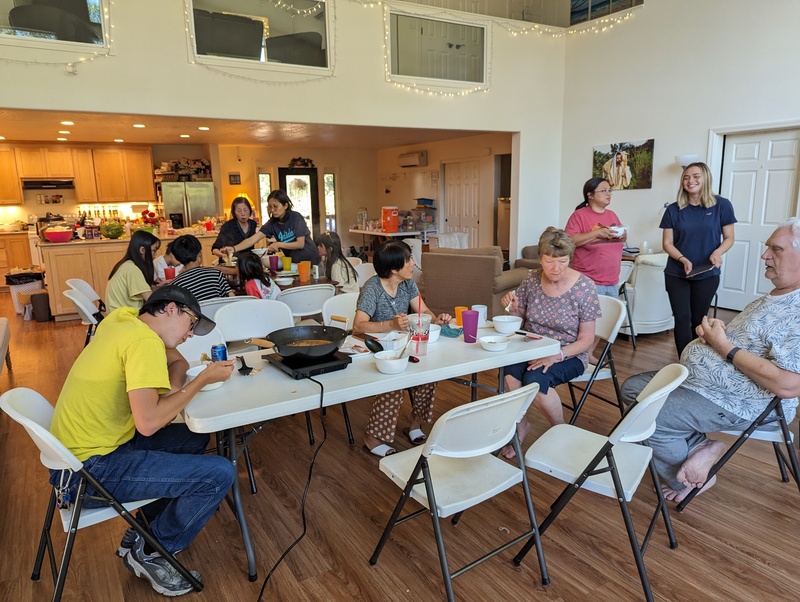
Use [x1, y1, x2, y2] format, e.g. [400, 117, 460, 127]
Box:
[398, 151, 428, 168]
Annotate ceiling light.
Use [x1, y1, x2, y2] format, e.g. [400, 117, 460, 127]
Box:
[133, 124, 145, 128]
[56, 138, 67, 141]
[114, 139, 124, 143]
[0, 136, 5, 140]
[180, 134, 190, 138]
[198, 126, 210, 131]
[61, 121, 74, 125]
[59, 130, 71, 134]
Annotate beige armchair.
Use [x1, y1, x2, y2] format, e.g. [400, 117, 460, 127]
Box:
[420, 246, 529, 318]
[621, 253, 674, 335]
[514, 245, 541, 270]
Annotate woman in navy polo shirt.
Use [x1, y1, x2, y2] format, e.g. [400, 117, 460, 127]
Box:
[660, 162, 736, 356]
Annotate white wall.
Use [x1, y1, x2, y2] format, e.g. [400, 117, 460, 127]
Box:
[560, 0, 800, 251]
[0, 0, 566, 257]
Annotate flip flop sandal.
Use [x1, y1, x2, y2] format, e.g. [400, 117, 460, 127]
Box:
[363, 443, 397, 457]
[403, 427, 427, 445]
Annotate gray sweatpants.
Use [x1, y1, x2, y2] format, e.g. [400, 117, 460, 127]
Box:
[621, 372, 750, 490]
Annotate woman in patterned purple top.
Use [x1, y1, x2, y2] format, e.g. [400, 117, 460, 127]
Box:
[500, 227, 601, 458]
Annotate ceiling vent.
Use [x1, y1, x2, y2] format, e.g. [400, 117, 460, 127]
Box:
[398, 151, 428, 168]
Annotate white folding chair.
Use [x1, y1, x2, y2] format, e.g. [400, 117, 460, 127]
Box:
[562, 295, 627, 424]
[198, 295, 256, 320]
[214, 299, 293, 353]
[513, 364, 689, 602]
[321, 292, 359, 330]
[618, 260, 636, 348]
[63, 289, 100, 348]
[676, 395, 800, 511]
[0, 388, 201, 602]
[0, 316, 12, 379]
[276, 284, 336, 324]
[66, 278, 106, 315]
[345, 256, 362, 267]
[354, 263, 377, 288]
[176, 327, 226, 363]
[370, 383, 549, 602]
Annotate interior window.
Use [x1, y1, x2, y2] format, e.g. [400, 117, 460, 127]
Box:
[258, 172, 272, 222]
[1, 0, 104, 45]
[571, 0, 644, 26]
[190, 0, 328, 68]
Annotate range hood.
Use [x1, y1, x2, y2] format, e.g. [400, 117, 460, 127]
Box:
[22, 178, 75, 190]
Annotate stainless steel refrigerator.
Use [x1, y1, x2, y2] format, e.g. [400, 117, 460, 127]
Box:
[161, 182, 217, 229]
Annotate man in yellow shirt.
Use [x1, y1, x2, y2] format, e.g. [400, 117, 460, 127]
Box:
[50, 285, 234, 597]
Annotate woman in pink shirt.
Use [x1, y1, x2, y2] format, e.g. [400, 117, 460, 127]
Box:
[564, 177, 627, 297]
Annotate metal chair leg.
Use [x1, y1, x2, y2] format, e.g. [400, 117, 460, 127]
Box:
[304, 411, 315, 446]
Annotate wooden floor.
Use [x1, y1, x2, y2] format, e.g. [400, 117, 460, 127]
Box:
[1, 294, 799, 602]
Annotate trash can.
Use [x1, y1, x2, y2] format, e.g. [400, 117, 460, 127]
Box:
[5, 271, 44, 315]
[31, 290, 52, 322]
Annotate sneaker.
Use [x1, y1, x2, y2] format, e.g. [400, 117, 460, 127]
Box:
[122, 536, 201, 597]
[116, 527, 138, 557]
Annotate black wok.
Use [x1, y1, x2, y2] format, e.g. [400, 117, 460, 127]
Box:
[266, 325, 348, 359]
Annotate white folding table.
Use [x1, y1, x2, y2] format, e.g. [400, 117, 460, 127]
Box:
[183, 332, 560, 580]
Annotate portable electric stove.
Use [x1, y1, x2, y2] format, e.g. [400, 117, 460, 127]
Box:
[263, 351, 352, 380]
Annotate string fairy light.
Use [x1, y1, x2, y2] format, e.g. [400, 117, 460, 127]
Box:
[267, 0, 325, 18]
[0, 0, 115, 74]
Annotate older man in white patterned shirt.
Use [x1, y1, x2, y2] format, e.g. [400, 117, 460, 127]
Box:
[621, 217, 800, 503]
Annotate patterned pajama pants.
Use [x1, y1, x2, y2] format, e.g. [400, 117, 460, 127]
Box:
[365, 383, 437, 443]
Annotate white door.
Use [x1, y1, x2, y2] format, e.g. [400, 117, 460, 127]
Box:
[717, 129, 800, 310]
[443, 161, 480, 246]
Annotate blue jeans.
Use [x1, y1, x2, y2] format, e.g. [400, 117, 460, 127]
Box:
[50, 424, 235, 554]
[595, 284, 620, 297]
[505, 356, 585, 393]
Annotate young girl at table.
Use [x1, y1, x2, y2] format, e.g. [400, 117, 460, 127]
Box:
[237, 251, 281, 300]
[315, 231, 359, 294]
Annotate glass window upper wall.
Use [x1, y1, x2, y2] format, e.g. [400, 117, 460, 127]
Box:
[570, 0, 643, 26]
[190, 0, 328, 68]
[0, 0, 105, 45]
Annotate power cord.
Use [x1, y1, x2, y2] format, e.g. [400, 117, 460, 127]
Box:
[257, 375, 327, 601]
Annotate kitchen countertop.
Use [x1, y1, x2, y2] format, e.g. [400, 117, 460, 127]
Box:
[37, 232, 220, 246]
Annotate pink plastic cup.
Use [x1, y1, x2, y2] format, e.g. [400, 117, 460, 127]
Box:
[461, 310, 479, 343]
[268, 255, 279, 273]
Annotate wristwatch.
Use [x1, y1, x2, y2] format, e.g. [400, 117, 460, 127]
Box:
[726, 346, 741, 364]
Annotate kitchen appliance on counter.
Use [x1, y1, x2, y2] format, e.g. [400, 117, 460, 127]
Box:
[161, 182, 216, 230]
[36, 213, 67, 242]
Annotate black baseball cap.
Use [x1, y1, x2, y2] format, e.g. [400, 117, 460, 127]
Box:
[142, 285, 216, 336]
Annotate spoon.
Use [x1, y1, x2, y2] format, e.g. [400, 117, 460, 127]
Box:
[363, 338, 384, 353]
[504, 289, 517, 312]
[237, 356, 253, 376]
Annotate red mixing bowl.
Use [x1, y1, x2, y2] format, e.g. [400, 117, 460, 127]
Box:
[45, 230, 74, 243]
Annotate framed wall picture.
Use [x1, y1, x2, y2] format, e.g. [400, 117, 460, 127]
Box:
[592, 139, 654, 190]
[228, 172, 241, 185]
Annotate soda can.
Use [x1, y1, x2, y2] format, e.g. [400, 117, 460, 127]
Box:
[210, 344, 227, 362]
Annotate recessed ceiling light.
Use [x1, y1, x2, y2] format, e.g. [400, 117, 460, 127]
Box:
[59, 130, 71, 134]
[133, 124, 145, 128]
[0, 136, 5, 140]
[114, 139, 124, 143]
[198, 126, 210, 131]
[56, 138, 68, 141]
[61, 121, 74, 125]
[180, 134, 190, 138]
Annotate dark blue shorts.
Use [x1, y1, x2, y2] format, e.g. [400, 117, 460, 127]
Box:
[504, 356, 585, 394]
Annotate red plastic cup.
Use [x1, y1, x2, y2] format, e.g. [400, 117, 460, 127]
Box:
[164, 266, 176, 280]
[204, 221, 213, 232]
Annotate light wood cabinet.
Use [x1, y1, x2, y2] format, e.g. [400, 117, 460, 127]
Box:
[89, 245, 124, 303]
[72, 148, 98, 203]
[4, 233, 32, 269]
[93, 149, 127, 201]
[0, 147, 22, 204]
[93, 148, 155, 202]
[41, 245, 97, 317]
[15, 147, 74, 178]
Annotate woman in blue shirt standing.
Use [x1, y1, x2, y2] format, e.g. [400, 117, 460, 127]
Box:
[660, 162, 736, 356]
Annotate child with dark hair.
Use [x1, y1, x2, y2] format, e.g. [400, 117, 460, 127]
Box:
[106, 230, 161, 312]
[315, 231, 359, 294]
[237, 251, 280, 300]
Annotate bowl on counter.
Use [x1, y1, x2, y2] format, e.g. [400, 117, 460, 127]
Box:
[44, 230, 74, 243]
[428, 323, 441, 344]
[275, 277, 294, 286]
[374, 350, 409, 374]
[479, 335, 510, 352]
[492, 315, 522, 334]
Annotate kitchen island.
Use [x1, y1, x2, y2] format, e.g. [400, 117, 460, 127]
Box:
[39, 233, 220, 320]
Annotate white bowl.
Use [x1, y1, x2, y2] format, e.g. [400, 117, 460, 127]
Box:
[492, 315, 522, 334]
[479, 335, 510, 352]
[428, 324, 441, 344]
[609, 225, 626, 237]
[275, 277, 294, 286]
[186, 364, 223, 391]
[374, 350, 409, 374]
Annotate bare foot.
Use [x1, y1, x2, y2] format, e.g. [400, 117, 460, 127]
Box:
[677, 439, 727, 489]
[662, 476, 717, 503]
[500, 418, 532, 459]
